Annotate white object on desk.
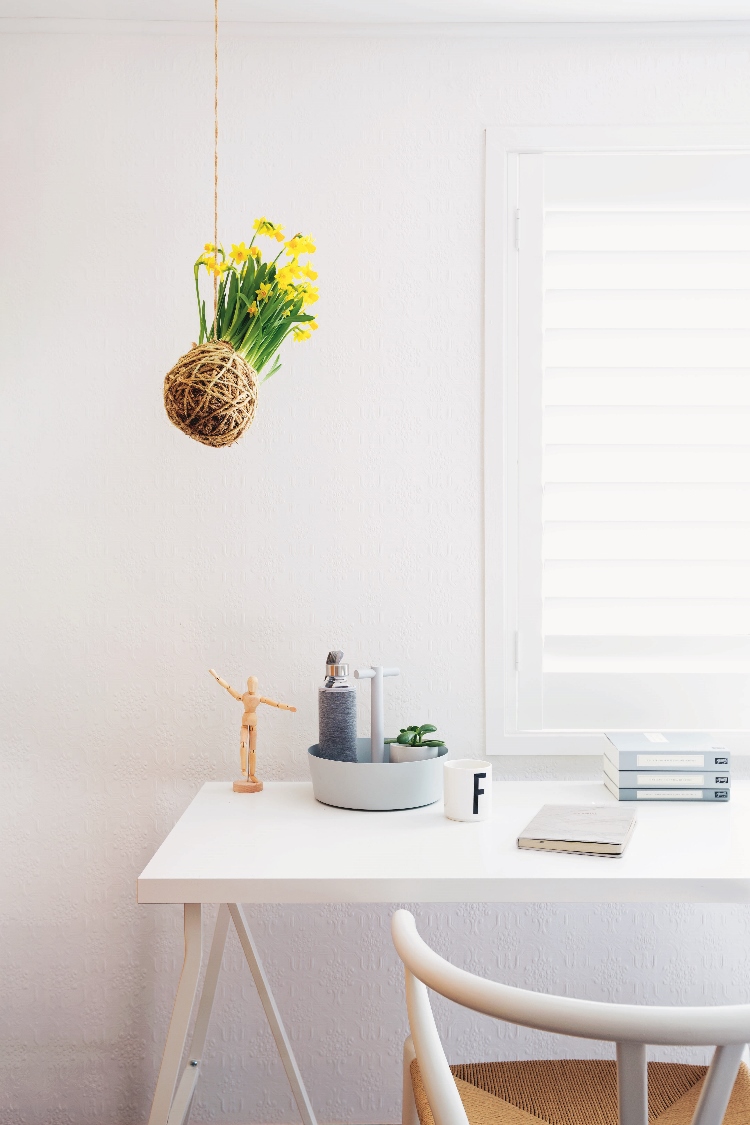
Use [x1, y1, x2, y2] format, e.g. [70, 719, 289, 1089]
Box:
[518, 803, 636, 856]
[138, 779, 750, 1125]
[443, 758, 493, 822]
[354, 664, 399, 763]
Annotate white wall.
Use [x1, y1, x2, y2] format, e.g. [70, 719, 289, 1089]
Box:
[3, 19, 750, 1125]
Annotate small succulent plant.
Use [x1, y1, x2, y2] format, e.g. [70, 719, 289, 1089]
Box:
[385, 724, 445, 748]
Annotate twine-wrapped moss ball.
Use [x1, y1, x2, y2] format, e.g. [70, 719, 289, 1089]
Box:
[164, 340, 258, 448]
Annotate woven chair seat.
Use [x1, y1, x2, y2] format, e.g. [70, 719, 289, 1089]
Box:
[410, 1059, 750, 1125]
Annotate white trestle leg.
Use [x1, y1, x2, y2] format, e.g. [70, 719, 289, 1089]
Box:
[148, 904, 204, 1125]
[166, 904, 231, 1125]
[228, 903, 318, 1125]
[148, 903, 318, 1125]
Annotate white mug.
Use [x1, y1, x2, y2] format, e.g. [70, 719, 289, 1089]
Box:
[443, 759, 493, 822]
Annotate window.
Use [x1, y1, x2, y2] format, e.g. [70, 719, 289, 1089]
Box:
[486, 128, 750, 749]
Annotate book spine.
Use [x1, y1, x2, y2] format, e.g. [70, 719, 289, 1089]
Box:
[605, 784, 730, 802]
[604, 749, 731, 770]
[605, 768, 731, 788]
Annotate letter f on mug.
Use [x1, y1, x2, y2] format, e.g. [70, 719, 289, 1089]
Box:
[473, 772, 486, 814]
[444, 760, 493, 822]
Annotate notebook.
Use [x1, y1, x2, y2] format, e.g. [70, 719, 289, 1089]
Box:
[517, 804, 636, 857]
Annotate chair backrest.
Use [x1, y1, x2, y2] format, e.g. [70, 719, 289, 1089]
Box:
[392, 909, 750, 1125]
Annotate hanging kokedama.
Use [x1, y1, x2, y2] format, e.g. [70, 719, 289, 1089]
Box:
[164, 222, 319, 447]
[163, 0, 318, 448]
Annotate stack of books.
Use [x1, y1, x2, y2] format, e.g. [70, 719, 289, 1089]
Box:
[604, 733, 730, 802]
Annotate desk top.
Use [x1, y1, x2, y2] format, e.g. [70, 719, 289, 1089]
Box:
[137, 780, 750, 905]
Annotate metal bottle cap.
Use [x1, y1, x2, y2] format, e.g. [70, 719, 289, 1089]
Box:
[325, 650, 347, 679]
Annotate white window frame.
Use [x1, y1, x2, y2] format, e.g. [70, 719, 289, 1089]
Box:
[484, 124, 750, 755]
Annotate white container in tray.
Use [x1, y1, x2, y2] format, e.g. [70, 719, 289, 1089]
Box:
[308, 737, 447, 811]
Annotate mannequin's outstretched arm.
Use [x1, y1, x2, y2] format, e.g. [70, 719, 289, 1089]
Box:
[259, 697, 297, 712]
[209, 668, 243, 702]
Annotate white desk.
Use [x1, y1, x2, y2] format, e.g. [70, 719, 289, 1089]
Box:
[138, 779, 750, 1125]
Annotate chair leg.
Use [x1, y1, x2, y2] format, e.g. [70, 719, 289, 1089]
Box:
[690, 1043, 745, 1125]
[403, 1035, 419, 1125]
[616, 1042, 648, 1125]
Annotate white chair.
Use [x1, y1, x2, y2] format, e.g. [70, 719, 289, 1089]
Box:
[391, 909, 750, 1125]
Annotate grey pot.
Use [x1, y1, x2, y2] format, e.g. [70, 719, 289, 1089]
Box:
[308, 737, 447, 811]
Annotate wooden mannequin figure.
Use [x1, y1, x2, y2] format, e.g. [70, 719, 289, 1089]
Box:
[209, 669, 297, 793]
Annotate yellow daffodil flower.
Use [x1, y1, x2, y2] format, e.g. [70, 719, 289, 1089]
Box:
[292, 326, 312, 341]
[300, 262, 318, 280]
[248, 301, 259, 316]
[204, 242, 215, 251]
[308, 320, 318, 330]
[257, 282, 272, 301]
[300, 285, 319, 306]
[249, 246, 261, 260]
[276, 261, 304, 288]
[213, 260, 230, 276]
[230, 242, 251, 264]
[285, 234, 316, 259]
[253, 217, 285, 240]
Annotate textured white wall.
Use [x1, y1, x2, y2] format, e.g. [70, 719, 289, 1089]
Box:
[3, 19, 750, 1125]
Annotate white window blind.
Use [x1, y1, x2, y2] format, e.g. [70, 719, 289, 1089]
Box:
[515, 151, 750, 731]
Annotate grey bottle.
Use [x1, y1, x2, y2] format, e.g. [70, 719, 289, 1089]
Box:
[317, 650, 358, 762]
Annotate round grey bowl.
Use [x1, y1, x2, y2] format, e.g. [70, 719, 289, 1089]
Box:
[308, 737, 447, 811]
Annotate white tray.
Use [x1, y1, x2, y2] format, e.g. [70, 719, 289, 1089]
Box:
[308, 737, 447, 811]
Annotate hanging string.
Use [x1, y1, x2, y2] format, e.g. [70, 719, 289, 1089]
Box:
[212, 0, 219, 334]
